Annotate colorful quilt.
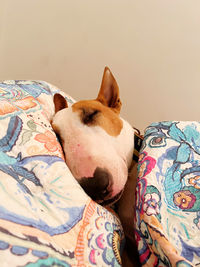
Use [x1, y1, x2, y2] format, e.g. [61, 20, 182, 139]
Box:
[135, 121, 200, 266]
[0, 80, 123, 267]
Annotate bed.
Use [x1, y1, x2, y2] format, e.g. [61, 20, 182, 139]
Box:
[135, 121, 200, 266]
[0, 80, 123, 266]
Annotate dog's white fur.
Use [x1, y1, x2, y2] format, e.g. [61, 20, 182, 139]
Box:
[52, 67, 134, 205]
[53, 108, 133, 196]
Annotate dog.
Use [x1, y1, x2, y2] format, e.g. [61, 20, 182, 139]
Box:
[51, 67, 134, 206]
[52, 67, 141, 266]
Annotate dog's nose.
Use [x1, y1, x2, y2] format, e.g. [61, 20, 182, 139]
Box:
[79, 167, 113, 202]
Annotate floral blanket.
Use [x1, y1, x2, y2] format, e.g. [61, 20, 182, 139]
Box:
[0, 80, 123, 267]
[135, 121, 200, 266]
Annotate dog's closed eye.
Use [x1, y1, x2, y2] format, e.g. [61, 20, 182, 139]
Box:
[81, 108, 100, 125]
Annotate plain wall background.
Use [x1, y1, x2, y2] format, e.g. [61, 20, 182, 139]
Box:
[1, 0, 200, 132]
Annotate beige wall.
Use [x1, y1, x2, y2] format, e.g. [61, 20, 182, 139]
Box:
[1, 0, 200, 132]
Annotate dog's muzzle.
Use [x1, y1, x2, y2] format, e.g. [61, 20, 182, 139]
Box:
[79, 167, 115, 204]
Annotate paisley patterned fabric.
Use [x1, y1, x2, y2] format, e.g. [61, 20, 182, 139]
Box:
[0, 80, 123, 266]
[136, 121, 200, 266]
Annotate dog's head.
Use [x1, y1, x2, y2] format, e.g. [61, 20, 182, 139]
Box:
[52, 67, 134, 205]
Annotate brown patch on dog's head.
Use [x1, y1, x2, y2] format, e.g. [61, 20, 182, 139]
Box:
[72, 100, 122, 136]
[72, 67, 123, 136]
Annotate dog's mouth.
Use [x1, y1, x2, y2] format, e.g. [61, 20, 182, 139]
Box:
[97, 190, 123, 206]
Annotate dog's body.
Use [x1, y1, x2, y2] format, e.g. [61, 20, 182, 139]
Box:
[52, 67, 134, 206]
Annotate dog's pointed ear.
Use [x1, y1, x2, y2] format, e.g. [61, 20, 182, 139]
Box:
[97, 67, 122, 113]
[53, 93, 68, 113]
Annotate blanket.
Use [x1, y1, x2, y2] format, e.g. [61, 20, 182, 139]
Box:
[0, 80, 123, 267]
[136, 121, 200, 266]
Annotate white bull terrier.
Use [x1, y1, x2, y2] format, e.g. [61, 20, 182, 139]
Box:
[52, 67, 134, 206]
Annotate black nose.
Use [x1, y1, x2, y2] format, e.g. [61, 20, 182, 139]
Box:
[79, 167, 113, 201]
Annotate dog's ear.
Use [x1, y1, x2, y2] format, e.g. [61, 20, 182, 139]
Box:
[97, 67, 122, 113]
[53, 93, 68, 113]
